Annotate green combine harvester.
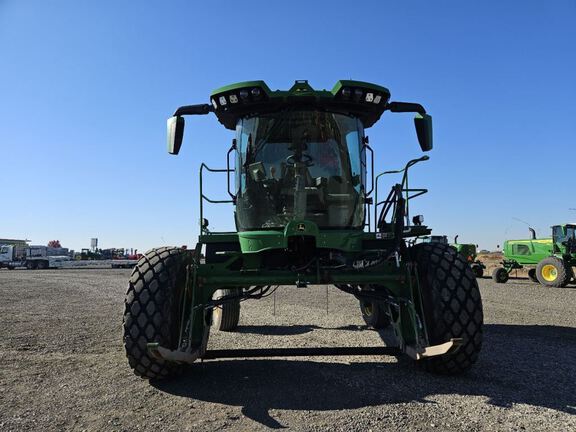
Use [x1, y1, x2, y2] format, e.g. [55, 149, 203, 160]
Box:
[123, 80, 483, 380]
[492, 225, 576, 287]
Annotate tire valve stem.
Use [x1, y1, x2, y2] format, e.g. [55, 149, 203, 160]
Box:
[394, 251, 400, 268]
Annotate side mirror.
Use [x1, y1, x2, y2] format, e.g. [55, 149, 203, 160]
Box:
[167, 116, 185, 155]
[414, 114, 433, 152]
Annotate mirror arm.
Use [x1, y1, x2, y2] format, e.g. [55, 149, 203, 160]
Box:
[172, 104, 214, 117]
[385, 101, 427, 115]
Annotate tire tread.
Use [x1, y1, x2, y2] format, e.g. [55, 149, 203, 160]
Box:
[412, 243, 483, 374]
[123, 247, 187, 379]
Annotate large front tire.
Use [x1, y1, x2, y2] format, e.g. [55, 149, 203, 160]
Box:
[412, 243, 483, 374]
[123, 247, 190, 379]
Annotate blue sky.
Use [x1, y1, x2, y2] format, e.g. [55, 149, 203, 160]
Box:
[1, 1, 575, 252]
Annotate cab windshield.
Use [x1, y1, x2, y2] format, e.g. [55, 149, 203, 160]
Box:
[235, 110, 365, 231]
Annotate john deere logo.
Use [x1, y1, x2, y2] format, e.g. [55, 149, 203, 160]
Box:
[297, 223, 306, 232]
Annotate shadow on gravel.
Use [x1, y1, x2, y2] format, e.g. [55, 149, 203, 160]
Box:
[502, 278, 576, 288]
[154, 324, 576, 429]
[473, 276, 576, 288]
[237, 324, 369, 336]
[237, 325, 320, 336]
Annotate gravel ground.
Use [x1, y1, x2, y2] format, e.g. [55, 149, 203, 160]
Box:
[0, 269, 575, 431]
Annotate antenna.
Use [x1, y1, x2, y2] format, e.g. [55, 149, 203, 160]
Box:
[512, 217, 537, 239]
[512, 216, 532, 226]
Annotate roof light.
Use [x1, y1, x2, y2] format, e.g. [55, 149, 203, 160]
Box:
[229, 94, 238, 103]
[354, 89, 363, 99]
[341, 87, 351, 99]
[251, 88, 261, 97]
[373, 95, 382, 104]
[211, 99, 218, 109]
[365, 92, 374, 102]
[219, 96, 227, 106]
[239, 89, 249, 100]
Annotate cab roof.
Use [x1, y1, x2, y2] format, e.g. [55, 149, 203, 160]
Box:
[209, 80, 391, 130]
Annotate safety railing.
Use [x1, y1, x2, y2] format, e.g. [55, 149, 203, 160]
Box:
[373, 156, 429, 232]
[199, 163, 234, 233]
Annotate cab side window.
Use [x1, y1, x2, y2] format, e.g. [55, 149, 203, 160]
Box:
[553, 226, 566, 243]
[513, 244, 531, 255]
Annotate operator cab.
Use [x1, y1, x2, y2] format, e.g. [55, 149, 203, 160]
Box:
[236, 110, 365, 230]
[166, 80, 433, 236]
[553, 224, 576, 254]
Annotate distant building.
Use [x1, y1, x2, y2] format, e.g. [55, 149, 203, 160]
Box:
[0, 238, 30, 247]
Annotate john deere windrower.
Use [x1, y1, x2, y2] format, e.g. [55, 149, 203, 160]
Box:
[123, 80, 483, 379]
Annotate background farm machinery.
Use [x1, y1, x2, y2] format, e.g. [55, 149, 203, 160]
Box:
[420, 235, 485, 278]
[492, 225, 576, 287]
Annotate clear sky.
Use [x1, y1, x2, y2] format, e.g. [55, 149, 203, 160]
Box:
[1, 1, 575, 252]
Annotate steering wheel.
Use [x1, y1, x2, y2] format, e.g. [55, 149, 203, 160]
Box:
[286, 153, 313, 167]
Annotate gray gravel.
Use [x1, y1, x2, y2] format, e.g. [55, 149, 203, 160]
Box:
[0, 269, 575, 431]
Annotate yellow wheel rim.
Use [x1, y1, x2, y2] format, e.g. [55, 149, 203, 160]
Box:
[541, 264, 558, 282]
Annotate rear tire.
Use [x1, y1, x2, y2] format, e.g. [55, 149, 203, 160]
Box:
[492, 267, 509, 283]
[528, 268, 538, 283]
[562, 266, 573, 286]
[536, 257, 569, 287]
[123, 247, 190, 379]
[212, 289, 241, 331]
[26, 261, 37, 270]
[471, 265, 484, 278]
[411, 243, 483, 374]
[37, 260, 48, 270]
[359, 298, 390, 329]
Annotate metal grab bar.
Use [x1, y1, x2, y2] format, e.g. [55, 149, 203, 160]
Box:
[226, 140, 237, 200]
[199, 163, 234, 232]
[373, 156, 429, 231]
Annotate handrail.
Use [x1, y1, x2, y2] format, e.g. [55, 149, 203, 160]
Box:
[226, 140, 237, 200]
[363, 143, 375, 196]
[373, 156, 429, 231]
[199, 163, 234, 233]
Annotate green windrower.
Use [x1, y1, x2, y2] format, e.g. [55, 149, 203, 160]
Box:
[122, 80, 483, 380]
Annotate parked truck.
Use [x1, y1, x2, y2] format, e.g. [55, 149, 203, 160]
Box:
[0, 244, 138, 269]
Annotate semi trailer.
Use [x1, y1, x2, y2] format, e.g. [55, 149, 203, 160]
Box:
[0, 244, 137, 269]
